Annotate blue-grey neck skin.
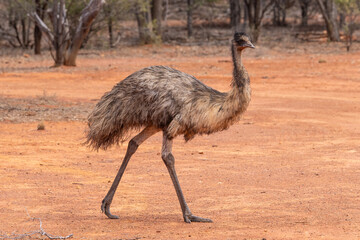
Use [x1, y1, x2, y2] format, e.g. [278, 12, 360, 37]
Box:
[231, 44, 249, 90]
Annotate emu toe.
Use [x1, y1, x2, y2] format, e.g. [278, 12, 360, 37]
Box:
[101, 200, 119, 219]
[184, 214, 213, 223]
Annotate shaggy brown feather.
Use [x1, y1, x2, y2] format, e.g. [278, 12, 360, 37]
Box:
[86, 34, 252, 150]
[88, 32, 255, 222]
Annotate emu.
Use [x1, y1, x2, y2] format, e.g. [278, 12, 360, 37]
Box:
[86, 32, 255, 223]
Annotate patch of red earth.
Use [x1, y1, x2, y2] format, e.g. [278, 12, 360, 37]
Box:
[0, 46, 360, 239]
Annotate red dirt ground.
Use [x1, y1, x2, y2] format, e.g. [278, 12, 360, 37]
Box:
[0, 44, 360, 239]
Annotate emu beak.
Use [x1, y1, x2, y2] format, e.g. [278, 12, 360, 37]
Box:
[247, 42, 255, 49]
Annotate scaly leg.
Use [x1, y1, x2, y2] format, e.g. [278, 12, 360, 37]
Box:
[101, 126, 159, 219]
[161, 132, 213, 223]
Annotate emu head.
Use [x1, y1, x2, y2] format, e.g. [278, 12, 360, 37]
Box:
[233, 32, 255, 51]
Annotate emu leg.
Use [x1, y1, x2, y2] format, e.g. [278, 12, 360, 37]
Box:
[161, 132, 213, 223]
[101, 126, 159, 219]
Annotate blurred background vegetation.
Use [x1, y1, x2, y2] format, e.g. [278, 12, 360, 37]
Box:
[0, 0, 359, 66]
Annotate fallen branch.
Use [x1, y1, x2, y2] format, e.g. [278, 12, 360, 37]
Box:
[0, 210, 73, 240]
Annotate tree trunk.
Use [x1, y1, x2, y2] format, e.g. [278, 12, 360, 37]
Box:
[162, 0, 168, 22]
[64, 0, 105, 66]
[108, 16, 114, 48]
[230, 0, 241, 31]
[34, 0, 48, 54]
[187, 0, 193, 37]
[299, 0, 310, 27]
[34, 0, 42, 54]
[281, 7, 286, 26]
[31, 0, 104, 66]
[53, 0, 66, 66]
[339, 12, 345, 28]
[34, 25, 42, 54]
[21, 18, 27, 48]
[151, 0, 162, 37]
[244, 0, 273, 42]
[242, 1, 248, 31]
[135, 0, 155, 44]
[273, 0, 288, 26]
[104, 4, 114, 48]
[316, 0, 340, 41]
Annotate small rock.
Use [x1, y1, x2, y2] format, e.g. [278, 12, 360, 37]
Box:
[37, 122, 45, 130]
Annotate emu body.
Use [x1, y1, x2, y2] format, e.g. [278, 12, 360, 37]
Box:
[86, 32, 254, 223]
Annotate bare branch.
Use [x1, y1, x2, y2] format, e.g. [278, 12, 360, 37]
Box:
[260, 0, 275, 22]
[31, 11, 54, 44]
[0, 30, 20, 47]
[0, 28, 18, 39]
[0, 210, 73, 240]
[316, 0, 330, 23]
[9, 19, 23, 48]
[12, 0, 53, 43]
[112, 32, 122, 47]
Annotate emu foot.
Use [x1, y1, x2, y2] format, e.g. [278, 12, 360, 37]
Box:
[184, 214, 213, 223]
[101, 199, 119, 219]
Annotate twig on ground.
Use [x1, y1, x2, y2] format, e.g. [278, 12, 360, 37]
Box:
[0, 210, 73, 240]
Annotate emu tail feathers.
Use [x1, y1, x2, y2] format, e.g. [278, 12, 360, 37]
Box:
[85, 93, 135, 150]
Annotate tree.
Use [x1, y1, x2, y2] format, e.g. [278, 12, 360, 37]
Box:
[335, 0, 360, 50]
[187, 0, 221, 38]
[151, 0, 163, 36]
[244, 0, 275, 42]
[187, 0, 194, 37]
[299, 0, 312, 26]
[229, 0, 242, 31]
[316, 0, 340, 41]
[102, 0, 132, 48]
[135, 0, 156, 44]
[272, 0, 295, 26]
[103, 3, 114, 47]
[135, 0, 163, 44]
[0, 0, 33, 49]
[32, 0, 105, 66]
[34, 0, 48, 54]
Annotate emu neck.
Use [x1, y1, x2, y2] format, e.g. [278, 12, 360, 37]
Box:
[231, 45, 249, 90]
[221, 45, 251, 117]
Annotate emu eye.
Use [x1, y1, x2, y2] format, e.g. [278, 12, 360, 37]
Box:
[236, 39, 247, 46]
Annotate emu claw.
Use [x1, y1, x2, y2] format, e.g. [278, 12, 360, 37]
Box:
[184, 214, 213, 223]
[101, 199, 119, 219]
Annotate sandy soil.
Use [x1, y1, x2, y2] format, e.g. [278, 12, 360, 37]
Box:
[0, 44, 360, 240]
